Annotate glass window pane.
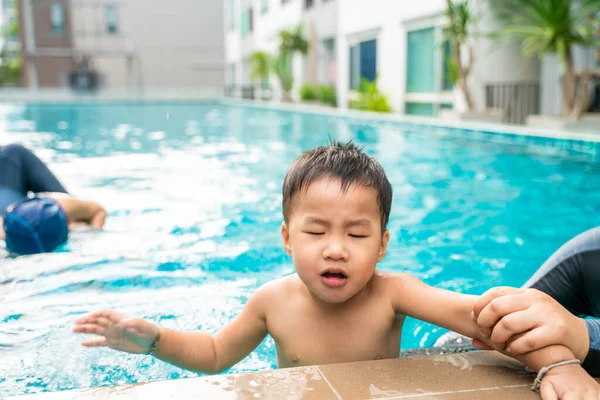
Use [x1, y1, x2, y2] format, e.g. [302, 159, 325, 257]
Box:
[249, 8, 253, 32]
[51, 3, 64, 33]
[442, 36, 454, 91]
[105, 5, 118, 35]
[241, 10, 248, 37]
[407, 28, 435, 93]
[349, 44, 358, 89]
[406, 102, 435, 116]
[229, 0, 235, 31]
[359, 39, 377, 83]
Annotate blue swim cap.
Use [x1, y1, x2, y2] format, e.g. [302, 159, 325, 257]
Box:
[3, 197, 68, 255]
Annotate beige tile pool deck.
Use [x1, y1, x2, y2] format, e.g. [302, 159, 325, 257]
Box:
[8, 351, 593, 400]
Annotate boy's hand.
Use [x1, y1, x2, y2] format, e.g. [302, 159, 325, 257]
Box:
[540, 363, 600, 400]
[73, 309, 159, 354]
[471, 287, 590, 361]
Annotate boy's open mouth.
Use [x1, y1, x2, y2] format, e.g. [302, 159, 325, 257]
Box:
[320, 269, 348, 287]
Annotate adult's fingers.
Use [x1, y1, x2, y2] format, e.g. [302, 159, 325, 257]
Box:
[473, 287, 524, 319]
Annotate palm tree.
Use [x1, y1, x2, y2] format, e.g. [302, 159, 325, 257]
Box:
[446, 0, 476, 111]
[490, 0, 599, 118]
[273, 25, 309, 102]
[279, 25, 309, 57]
[272, 51, 294, 102]
[248, 51, 271, 87]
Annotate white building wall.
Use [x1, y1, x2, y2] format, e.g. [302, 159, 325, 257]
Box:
[541, 47, 597, 116]
[225, 0, 242, 86]
[71, 0, 225, 90]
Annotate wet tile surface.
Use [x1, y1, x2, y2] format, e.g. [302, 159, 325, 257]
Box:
[317, 352, 536, 399]
[5, 351, 597, 400]
[5, 366, 337, 400]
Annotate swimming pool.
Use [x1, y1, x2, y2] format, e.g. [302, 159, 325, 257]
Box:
[1, 101, 600, 397]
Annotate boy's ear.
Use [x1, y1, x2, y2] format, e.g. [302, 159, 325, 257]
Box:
[377, 229, 390, 262]
[281, 221, 292, 256]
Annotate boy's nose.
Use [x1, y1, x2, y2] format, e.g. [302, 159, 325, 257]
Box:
[323, 239, 349, 261]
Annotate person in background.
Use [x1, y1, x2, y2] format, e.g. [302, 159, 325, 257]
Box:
[0, 143, 106, 256]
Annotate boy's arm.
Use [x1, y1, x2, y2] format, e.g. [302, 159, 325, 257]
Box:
[153, 289, 269, 373]
[74, 286, 270, 374]
[388, 274, 597, 377]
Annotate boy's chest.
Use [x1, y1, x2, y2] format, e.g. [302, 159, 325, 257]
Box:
[267, 301, 404, 367]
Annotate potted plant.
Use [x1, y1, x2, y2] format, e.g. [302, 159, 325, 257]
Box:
[349, 76, 392, 113]
[299, 83, 317, 103]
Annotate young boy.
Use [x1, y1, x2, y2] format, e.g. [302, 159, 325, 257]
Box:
[75, 142, 598, 397]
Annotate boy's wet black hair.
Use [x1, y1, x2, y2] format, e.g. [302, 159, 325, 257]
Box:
[282, 141, 392, 232]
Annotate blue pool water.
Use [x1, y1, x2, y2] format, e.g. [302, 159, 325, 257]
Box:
[1, 102, 600, 396]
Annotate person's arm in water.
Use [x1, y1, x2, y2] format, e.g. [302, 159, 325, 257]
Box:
[41, 193, 106, 229]
[73, 282, 272, 373]
[471, 287, 600, 377]
[386, 273, 600, 399]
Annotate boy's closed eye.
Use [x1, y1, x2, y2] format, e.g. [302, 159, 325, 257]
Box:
[302, 231, 368, 238]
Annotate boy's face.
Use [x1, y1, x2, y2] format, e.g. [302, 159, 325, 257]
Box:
[281, 177, 389, 304]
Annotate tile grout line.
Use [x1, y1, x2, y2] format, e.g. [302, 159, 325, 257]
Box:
[363, 383, 531, 399]
[315, 366, 344, 400]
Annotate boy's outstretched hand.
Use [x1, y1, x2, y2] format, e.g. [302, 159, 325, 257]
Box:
[73, 309, 159, 354]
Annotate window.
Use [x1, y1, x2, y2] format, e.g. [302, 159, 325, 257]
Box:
[51, 2, 64, 34]
[249, 8, 253, 32]
[241, 8, 253, 37]
[228, 0, 235, 31]
[442, 35, 454, 91]
[227, 64, 236, 86]
[406, 103, 435, 116]
[305, 0, 314, 9]
[405, 24, 455, 116]
[349, 39, 377, 89]
[261, 0, 269, 14]
[318, 38, 336, 84]
[105, 4, 118, 35]
[406, 27, 435, 93]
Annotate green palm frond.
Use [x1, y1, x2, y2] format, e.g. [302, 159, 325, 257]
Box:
[248, 51, 271, 81]
[490, 0, 599, 58]
[279, 25, 309, 56]
[272, 52, 293, 92]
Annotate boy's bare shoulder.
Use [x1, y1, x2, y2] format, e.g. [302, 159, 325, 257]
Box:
[373, 270, 419, 289]
[249, 274, 303, 308]
[372, 271, 425, 302]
